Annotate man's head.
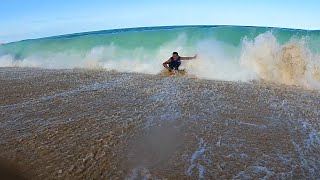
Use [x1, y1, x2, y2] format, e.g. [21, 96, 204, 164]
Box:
[172, 52, 179, 60]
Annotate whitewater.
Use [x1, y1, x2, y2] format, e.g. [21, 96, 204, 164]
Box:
[1, 26, 320, 179]
[1, 25, 320, 88]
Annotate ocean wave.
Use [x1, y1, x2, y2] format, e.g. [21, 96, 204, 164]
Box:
[1, 26, 320, 88]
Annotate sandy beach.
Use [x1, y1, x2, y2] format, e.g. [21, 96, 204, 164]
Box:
[0, 67, 319, 179]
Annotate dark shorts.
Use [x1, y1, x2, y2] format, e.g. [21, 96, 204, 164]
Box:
[169, 61, 181, 70]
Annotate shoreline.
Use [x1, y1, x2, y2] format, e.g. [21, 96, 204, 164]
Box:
[0, 67, 319, 179]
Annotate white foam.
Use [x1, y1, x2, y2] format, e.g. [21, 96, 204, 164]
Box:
[187, 138, 207, 178]
[1, 32, 320, 89]
[234, 165, 275, 179]
[241, 31, 320, 88]
[300, 121, 320, 150]
[216, 135, 222, 147]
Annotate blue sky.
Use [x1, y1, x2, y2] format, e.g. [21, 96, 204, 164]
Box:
[0, 0, 319, 42]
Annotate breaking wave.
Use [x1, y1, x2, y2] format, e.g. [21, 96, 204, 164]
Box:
[1, 25, 320, 88]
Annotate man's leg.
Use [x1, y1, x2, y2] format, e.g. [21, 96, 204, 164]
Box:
[175, 62, 181, 70]
[169, 62, 174, 70]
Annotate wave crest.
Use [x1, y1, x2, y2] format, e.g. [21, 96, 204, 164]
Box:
[1, 28, 320, 89]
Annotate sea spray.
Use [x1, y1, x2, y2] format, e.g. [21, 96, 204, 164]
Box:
[1, 25, 320, 88]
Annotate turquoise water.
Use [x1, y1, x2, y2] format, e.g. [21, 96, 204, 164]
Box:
[0, 25, 320, 88]
[1, 26, 320, 59]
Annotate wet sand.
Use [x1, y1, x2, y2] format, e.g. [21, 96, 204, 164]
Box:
[0, 67, 319, 179]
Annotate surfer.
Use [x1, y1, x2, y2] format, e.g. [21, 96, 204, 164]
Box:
[162, 52, 197, 72]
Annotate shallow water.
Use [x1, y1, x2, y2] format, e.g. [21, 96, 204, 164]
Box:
[0, 67, 319, 179]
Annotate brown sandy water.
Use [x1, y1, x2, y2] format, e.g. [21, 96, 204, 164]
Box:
[0, 67, 319, 179]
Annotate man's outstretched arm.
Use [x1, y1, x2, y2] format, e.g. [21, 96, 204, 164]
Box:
[162, 58, 171, 70]
[180, 54, 197, 60]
